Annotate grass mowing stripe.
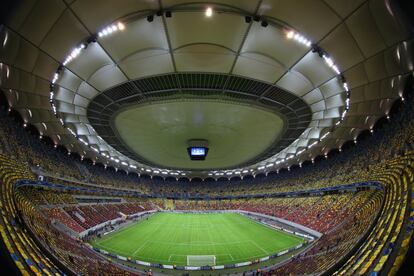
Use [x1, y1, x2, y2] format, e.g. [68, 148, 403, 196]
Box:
[90, 212, 304, 266]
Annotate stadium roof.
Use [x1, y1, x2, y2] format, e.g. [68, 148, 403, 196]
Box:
[0, 0, 413, 178]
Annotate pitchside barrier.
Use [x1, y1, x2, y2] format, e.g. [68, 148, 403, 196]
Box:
[92, 210, 317, 271]
[93, 245, 303, 271]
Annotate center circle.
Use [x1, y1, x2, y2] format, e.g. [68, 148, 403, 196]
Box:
[113, 100, 284, 170]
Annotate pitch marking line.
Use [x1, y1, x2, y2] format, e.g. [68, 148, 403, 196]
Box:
[148, 240, 252, 247]
[249, 240, 270, 255]
[132, 240, 149, 256]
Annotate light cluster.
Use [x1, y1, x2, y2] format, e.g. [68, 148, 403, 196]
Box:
[286, 30, 312, 47]
[205, 7, 213, 17]
[51, 73, 59, 84]
[322, 55, 340, 74]
[98, 22, 125, 38]
[62, 44, 86, 66]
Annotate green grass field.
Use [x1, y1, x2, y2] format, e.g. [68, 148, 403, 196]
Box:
[90, 212, 304, 266]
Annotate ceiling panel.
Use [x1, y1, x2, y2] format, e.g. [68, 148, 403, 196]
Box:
[363, 52, 388, 82]
[259, 0, 341, 41]
[76, 81, 100, 100]
[325, 94, 345, 109]
[74, 123, 90, 135]
[363, 81, 383, 101]
[241, 23, 307, 69]
[66, 43, 114, 80]
[296, 139, 309, 148]
[56, 68, 83, 92]
[75, 106, 87, 116]
[233, 53, 285, 83]
[73, 94, 89, 108]
[64, 114, 80, 123]
[319, 24, 364, 71]
[87, 64, 128, 91]
[167, 12, 248, 51]
[369, 0, 409, 46]
[324, 108, 340, 119]
[78, 115, 89, 123]
[276, 71, 313, 97]
[70, 0, 159, 33]
[40, 10, 90, 61]
[292, 51, 337, 87]
[345, 2, 386, 57]
[174, 44, 235, 73]
[99, 17, 169, 62]
[119, 49, 174, 79]
[310, 100, 326, 112]
[32, 52, 60, 81]
[17, 0, 66, 46]
[33, 109, 53, 123]
[307, 128, 322, 139]
[18, 71, 36, 93]
[55, 86, 76, 104]
[324, 0, 366, 18]
[349, 86, 365, 103]
[343, 63, 369, 89]
[303, 89, 323, 105]
[161, 0, 259, 13]
[17, 94, 48, 110]
[31, 78, 50, 97]
[4, 0, 37, 31]
[312, 111, 324, 120]
[319, 78, 345, 98]
[12, 37, 39, 72]
[378, 79, 395, 99]
[318, 118, 335, 127]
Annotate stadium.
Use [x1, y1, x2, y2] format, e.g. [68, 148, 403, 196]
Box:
[0, 0, 413, 275]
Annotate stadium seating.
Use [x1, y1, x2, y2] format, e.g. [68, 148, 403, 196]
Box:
[0, 91, 413, 275]
[14, 192, 134, 275]
[269, 191, 383, 275]
[62, 203, 150, 230]
[0, 154, 62, 274]
[44, 208, 86, 233]
[174, 193, 372, 234]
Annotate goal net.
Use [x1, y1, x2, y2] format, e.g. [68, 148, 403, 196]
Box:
[187, 255, 216, 266]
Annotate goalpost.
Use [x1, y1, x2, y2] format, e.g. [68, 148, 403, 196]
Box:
[186, 255, 216, 266]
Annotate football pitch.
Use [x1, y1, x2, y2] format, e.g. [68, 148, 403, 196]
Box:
[90, 212, 304, 266]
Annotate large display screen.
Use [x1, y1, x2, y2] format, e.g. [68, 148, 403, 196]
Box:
[190, 147, 206, 156]
[188, 146, 208, 160]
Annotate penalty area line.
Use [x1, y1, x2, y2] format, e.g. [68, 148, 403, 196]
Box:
[249, 240, 270, 255]
[132, 240, 149, 256]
